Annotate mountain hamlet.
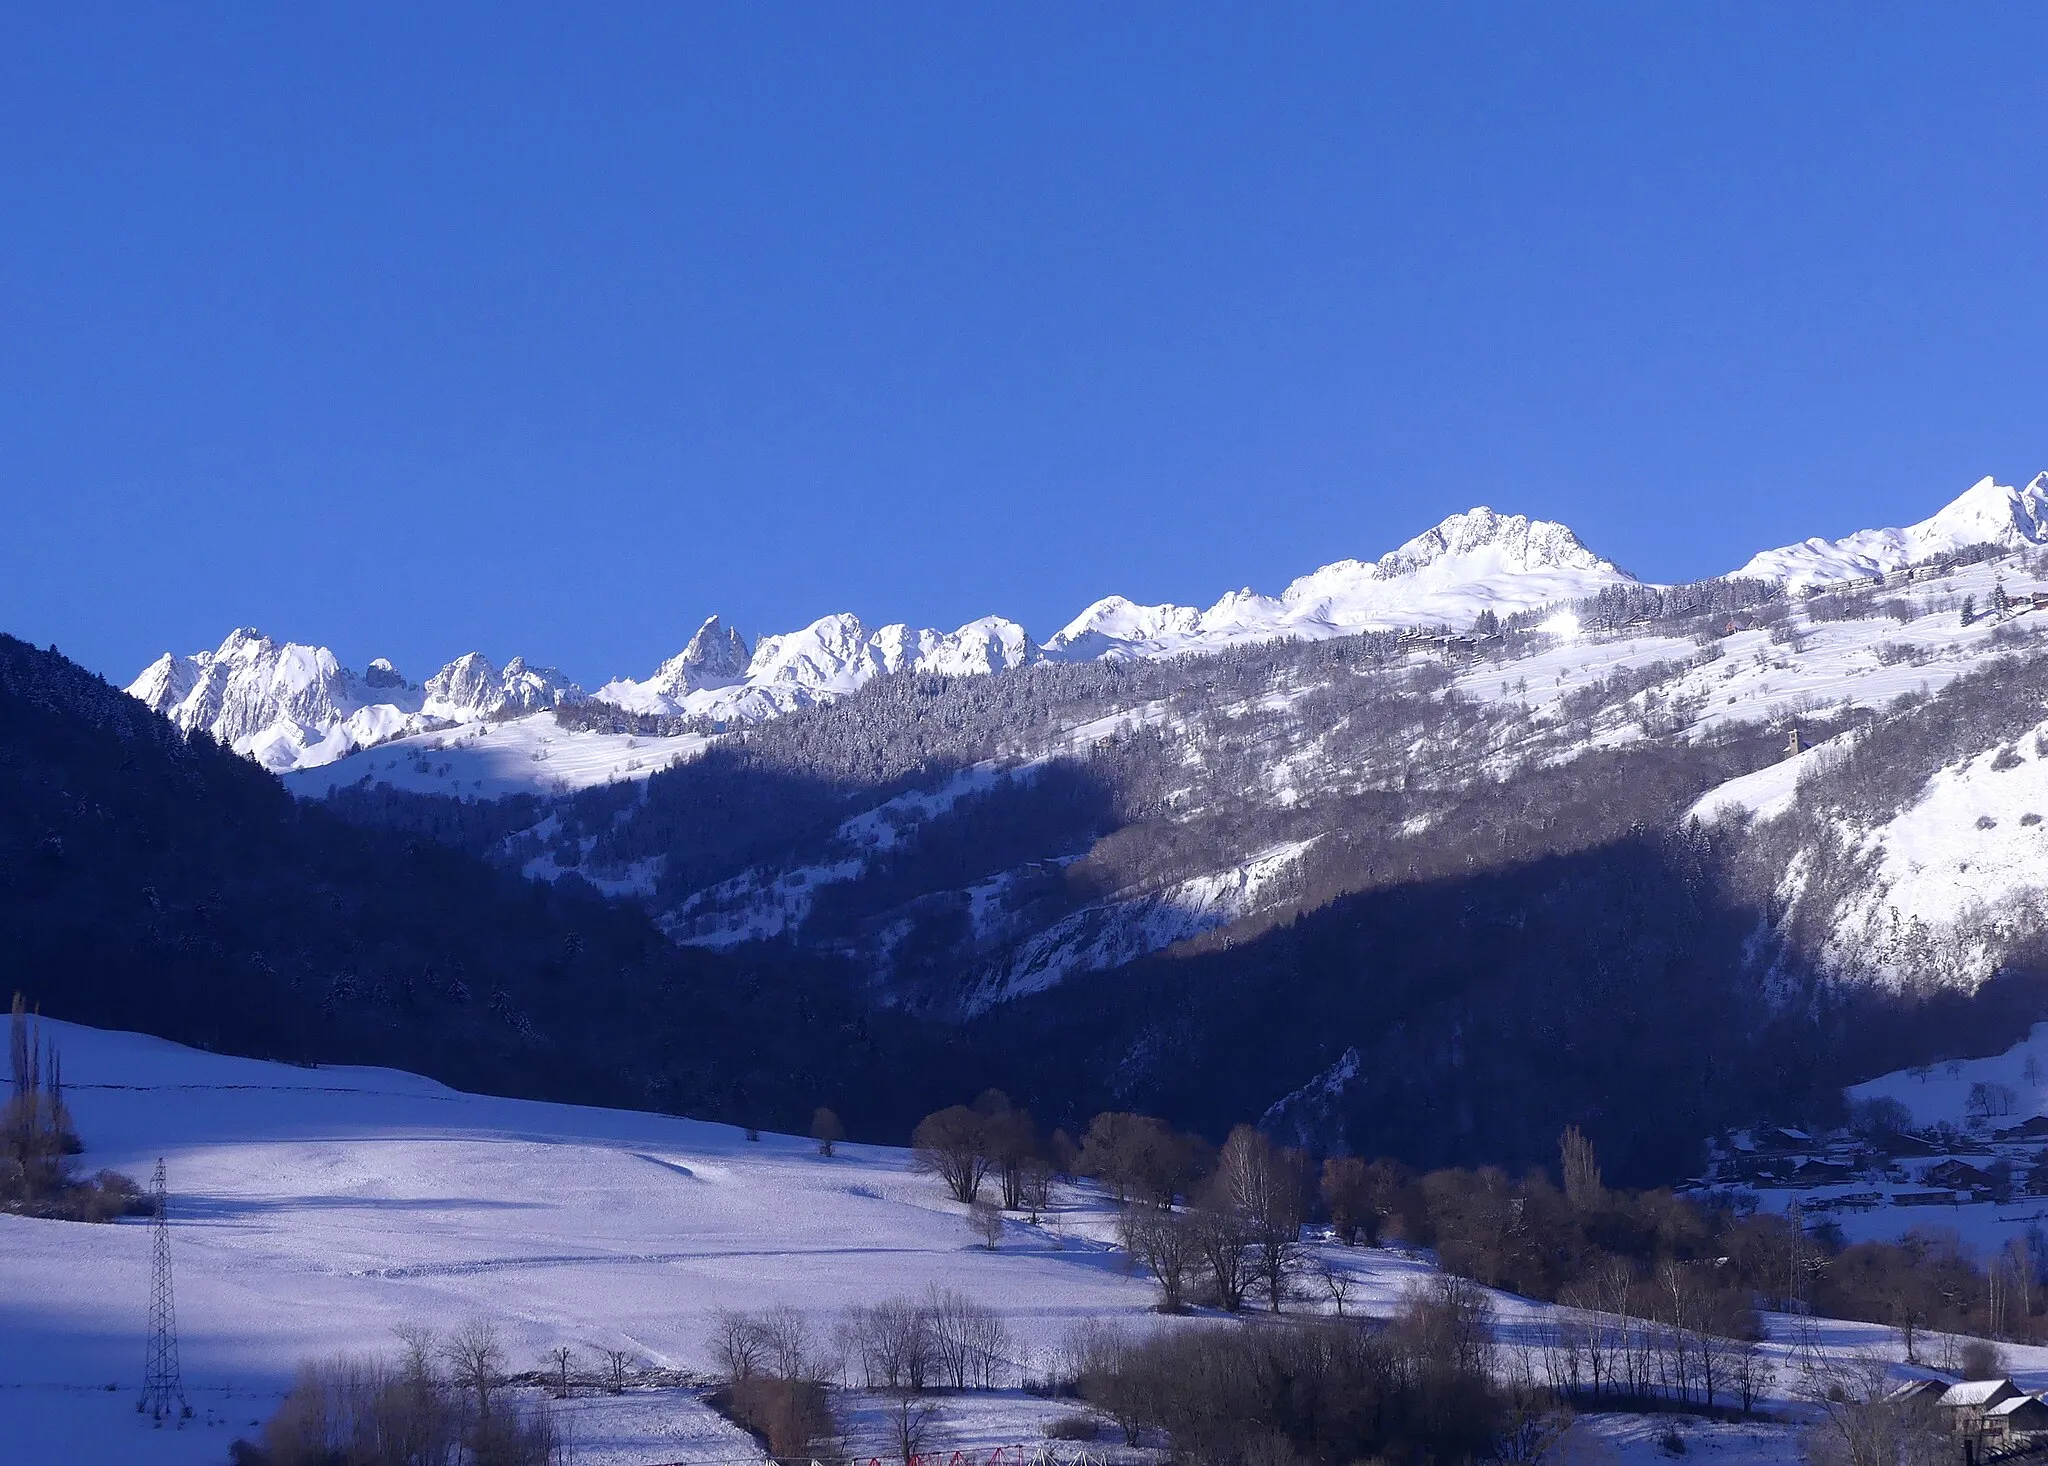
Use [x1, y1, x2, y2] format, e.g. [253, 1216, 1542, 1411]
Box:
[16, 471, 2048, 1462]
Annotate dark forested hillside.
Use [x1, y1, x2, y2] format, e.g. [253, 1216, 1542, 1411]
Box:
[26, 600, 2048, 1188]
[0, 635, 970, 1137]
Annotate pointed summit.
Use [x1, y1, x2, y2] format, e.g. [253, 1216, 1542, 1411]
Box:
[1735, 473, 2048, 588]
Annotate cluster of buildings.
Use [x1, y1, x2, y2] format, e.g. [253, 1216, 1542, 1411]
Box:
[1689, 1118, 2048, 1220]
[1891, 1377, 2048, 1451]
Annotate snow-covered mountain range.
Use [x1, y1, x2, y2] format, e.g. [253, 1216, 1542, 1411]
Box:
[129, 630, 582, 773]
[128, 473, 2048, 780]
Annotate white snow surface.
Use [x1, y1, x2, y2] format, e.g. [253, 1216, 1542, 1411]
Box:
[961, 840, 1315, 1014]
[16, 1018, 2041, 1466]
[283, 714, 713, 800]
[2, 1020, 1172, 1464]
[1734, 473, 2048, 589]
[1045, 507, 1632, 660]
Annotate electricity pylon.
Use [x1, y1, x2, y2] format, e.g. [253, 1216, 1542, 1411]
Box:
[138, 1158, 188, 1423]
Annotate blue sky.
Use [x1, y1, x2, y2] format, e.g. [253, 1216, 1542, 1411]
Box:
[5, 5, 2048, 687]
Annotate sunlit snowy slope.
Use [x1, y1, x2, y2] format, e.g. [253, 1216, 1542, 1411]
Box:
[5, 1020, 2045, 1466]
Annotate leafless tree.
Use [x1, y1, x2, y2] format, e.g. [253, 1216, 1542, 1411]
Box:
[969, 1198, 1004, 1250]
[442, 1317, 507, 1419]
[1065, 1319, 1146, 1446]
[1018, 1155, 1055, 1223]
[1190, 1196, 1256, 1312]
[547, 1344, 574, 1395]
[810, 1106, 845, 1158]
[978, 1092, 1041, 1210]
[925, 1286, 1011, 1390]
[1559, 1125, 1602, 1210]
[1800, 1350, 1948, 1466]
[708, 1306, 768, 1384]
[839, 1298, 936, 1392]
[1217, 1126, 1309, 1311]
[601, 1347, 633, 1394]
[911, 1105, 990, 1204]
[1311, 1254, 1357, 1316]
[877, 1391, 948, 1463]
[1119, 1202, 1203, 1313]
[760, 1303, 823, 1383]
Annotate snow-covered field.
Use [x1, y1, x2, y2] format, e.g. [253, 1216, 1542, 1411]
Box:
[1, 1021, 1178, 1463]
[283, 714, 714, 799]
[20, 1020, 2048, 1465]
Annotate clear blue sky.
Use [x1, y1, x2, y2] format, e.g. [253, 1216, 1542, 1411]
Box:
[6, 5, 2048, 688]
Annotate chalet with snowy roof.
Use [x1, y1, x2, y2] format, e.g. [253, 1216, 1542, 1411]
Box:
[1938, 1378, 2024, 1435]
[1984, 1394, 2048, 1441]
[1757, 1125, 1815, 1154]
[1924, 1159, 1994, 1192]
[1886, 1379, 1946, 1407]
[1995, 1115, 2048, 1141]
[1894, 1189, 1962, 1207]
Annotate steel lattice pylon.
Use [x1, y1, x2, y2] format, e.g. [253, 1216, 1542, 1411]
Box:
[138, 1158, 188, 1423]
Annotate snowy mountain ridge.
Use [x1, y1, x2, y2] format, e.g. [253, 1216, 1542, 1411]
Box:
[1044, 505, 1630, 659]
[129, 629, 583, 773]
[130, 475, 2048, 779]
[1733, 472, 2048, 589]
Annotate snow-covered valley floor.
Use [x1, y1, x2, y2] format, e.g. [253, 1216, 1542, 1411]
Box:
[5, 1021, 2033, 1465]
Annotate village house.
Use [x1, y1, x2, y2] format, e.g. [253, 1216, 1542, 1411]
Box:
[1983, 1394, 2048, 1443]
[1923, 1158, 1993, 1192]
[1939, 1378, 2025, 1437]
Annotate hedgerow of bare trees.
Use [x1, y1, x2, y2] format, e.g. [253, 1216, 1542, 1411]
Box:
[243, 1321, 563, 1466]
[1066, 1279, 1515, 1465]
[2, 993, 143, 1221]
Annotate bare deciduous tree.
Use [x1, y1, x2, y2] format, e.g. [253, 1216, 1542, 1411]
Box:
[911, 1106, 990, 1204]
[760, 1303, 823, 1384]
[709, 1307, 768, 1384]
[810, 1107, 845, 1158]
[1119, 1203, 1203, 1313]
[602, 1347, 633, 1394]
[1559, 1126, 1602, 1210]
[1191, 1197, 1256, 1313]
[878, 1391, 948, 1463]
[969, 1198, 1004, 1250]
[1217, 1127, 1310, 1312]
[442, 1317, 507, 1419]
[546, 1345, 575, 1395]
[1312, 1254, 1357, 1316]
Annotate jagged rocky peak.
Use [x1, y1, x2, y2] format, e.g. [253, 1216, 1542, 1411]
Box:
[1371, 507, 1617, 579]
[652, 615, 752, 694]
[425, 652, 581, 719]
[362, 657, 407, 690]
[127, 628, 361, 746]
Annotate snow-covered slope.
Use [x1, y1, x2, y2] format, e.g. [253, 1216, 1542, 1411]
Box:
[128, 629, 582, 774]
[1045, 507, 1633, 659]
[0, 1018, 1976, 1465]
[1735, 473, 2048, 589]
[283, 713, 714, 800]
